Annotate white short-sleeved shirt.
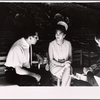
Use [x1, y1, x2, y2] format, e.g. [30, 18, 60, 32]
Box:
[4, 38, 30, 68]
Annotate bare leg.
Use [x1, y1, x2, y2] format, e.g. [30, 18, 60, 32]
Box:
[61, 67, 70, 86]
[66, 75, 71, 86]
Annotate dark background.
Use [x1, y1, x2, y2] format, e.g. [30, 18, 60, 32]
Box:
[0, 2, 100, 66]
[0, 2, 100, 50]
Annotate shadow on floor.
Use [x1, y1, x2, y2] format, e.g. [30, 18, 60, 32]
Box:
[0, 67, 83, 86]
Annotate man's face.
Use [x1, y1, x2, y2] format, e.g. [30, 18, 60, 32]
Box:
[31, 32, 39, 45]
[95, 37, 100, 47]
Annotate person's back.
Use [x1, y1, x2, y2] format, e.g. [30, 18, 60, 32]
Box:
[5, 38, 30, 69]
[4, 30, 41, 86]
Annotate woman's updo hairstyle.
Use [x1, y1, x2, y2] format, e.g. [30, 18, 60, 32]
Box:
[56, 24, 66, 34]
[55, 21, 68, 34]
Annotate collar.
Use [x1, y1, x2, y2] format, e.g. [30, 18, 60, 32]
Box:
[21, 38, 30, 49]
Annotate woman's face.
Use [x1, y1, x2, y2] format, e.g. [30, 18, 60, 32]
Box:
[55, 30, 66, 41]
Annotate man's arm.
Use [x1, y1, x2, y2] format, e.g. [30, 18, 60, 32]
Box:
[15, 66, 41, 82]
[33, 52, 44, 63]
[36, 54, 44, 64]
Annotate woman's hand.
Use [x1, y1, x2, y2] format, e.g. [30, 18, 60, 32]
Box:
[66, 61, 71, 64]
[62, 61, 71, 66]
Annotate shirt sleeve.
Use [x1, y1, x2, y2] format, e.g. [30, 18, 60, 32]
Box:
[5, 46, 23, 68]
[13, 46, 23, 67]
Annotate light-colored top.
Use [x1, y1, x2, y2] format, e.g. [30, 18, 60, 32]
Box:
[5, 38, 30, 68]
[49, 39, 72, 62]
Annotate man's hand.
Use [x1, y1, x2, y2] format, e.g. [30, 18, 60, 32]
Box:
[35, 74, 41, 82]
[30, 72, 41, 82]
[90, 64, 97, 70]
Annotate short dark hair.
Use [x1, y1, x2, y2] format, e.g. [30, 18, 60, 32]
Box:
[55, 24, 66, 34]
[22, 29, 38, 39]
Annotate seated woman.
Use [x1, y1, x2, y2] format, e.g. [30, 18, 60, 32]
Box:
[48, 21, 72, 86]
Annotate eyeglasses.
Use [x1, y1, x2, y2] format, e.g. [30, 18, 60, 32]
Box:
[33, 36, 39, 40]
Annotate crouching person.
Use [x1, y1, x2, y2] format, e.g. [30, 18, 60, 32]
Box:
[4, 29, 41, 86]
